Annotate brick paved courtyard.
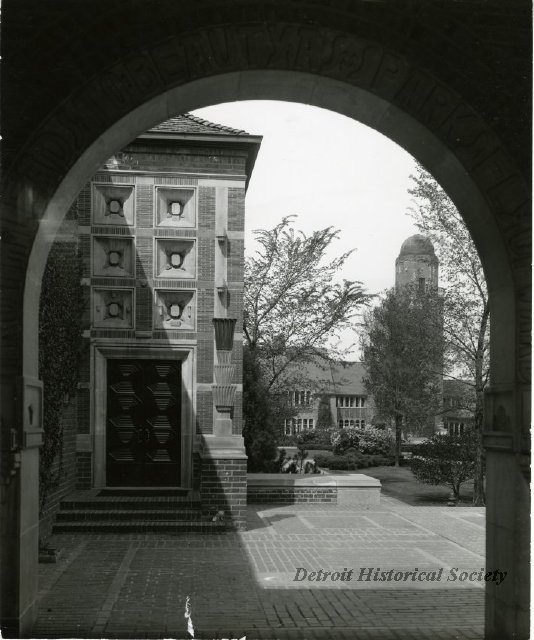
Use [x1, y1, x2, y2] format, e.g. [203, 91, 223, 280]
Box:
[35, 496, 485, 639]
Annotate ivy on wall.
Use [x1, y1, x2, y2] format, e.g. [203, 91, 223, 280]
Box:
[38, 240, 85, 515]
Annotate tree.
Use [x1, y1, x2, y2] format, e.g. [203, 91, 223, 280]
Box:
[410, 431, 478, 501]
[242, 345, 294, 471]
[360, 286, 444, 466]
[315, 394, 335, 430]
[244, 216, 369, 391]
[408, 165, 489, 506]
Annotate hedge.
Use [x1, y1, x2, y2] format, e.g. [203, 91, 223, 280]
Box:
[314, 451, 394, 471]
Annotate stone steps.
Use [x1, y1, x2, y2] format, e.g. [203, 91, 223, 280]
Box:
[52, 489, 229, 533]
[56, 509, 203, 521]
[60, 498, 202, 511]
[53, 520, 227, 533]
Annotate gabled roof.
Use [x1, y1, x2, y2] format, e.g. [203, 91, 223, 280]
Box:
[329, 361, 367, 395]
[139, 113, 262, 189]
[284, 358, 368, 396]
[147, 113, 251, 136]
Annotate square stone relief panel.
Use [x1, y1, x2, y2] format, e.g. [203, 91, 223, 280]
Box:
[92, 236, 135, 277]
[93, 183, 135, 226]
[154, 238, 196, 279]
[155, 187, 196, 228]
[154, 290, 195, 331]
[93, 288, 134, 328]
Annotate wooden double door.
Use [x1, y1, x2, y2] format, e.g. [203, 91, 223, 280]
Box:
[106, 359, 182, 486]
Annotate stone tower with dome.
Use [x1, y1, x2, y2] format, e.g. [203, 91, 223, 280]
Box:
[395, 233, 444, 437]
[395, 234, 439, 290]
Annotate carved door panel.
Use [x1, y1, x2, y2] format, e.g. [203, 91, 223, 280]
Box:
[106, 359, 181, 486]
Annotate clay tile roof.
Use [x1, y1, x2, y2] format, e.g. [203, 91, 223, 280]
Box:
[147, 113, 250, 136]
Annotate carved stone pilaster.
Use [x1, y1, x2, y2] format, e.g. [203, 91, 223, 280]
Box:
[212, 385, 236, 410]
[213, 318, 236, 350]
[214, 365, 235, 384]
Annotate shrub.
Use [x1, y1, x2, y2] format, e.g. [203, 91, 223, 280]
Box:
[296, 430, 319, 446]
[296, 427, 336, 448]
[278, 434, 298, 447]
[331, 429, 359, 455]
[307, 444, 333, 452]
[243, 347, 283, 471]
[401, 443, 420, 454]
[410, 432, 478, 500]
[314, 451, 393, 471]
[331, 427, 395, 456]
[357, 427, 395, 456]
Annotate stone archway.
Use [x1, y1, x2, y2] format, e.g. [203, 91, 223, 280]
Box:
[1, 5, 530, 639]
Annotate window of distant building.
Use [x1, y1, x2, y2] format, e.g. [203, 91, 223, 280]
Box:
[338, 418, 366, 428]
[284, 417, 315, 435]
[289, 390, 312, 406]
[336, 396, 365, 408]
[447, 421, 465, 436]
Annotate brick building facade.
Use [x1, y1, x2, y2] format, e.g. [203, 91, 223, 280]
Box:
[39, 114, 261, 531]
[283, 361, 374, 435]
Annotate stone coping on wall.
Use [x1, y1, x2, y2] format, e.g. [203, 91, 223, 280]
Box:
[248, 473, 380, 487]
[200, 435, 248, 459]
[247, 473, 381, 505]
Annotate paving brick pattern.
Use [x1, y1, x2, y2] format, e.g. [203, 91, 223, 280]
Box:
[35, 497, 485, 639]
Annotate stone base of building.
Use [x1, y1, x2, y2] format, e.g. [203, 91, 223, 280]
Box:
[200, 435, 248, 530]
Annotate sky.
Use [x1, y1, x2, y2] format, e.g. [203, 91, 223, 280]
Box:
[192, 101, 421, 356]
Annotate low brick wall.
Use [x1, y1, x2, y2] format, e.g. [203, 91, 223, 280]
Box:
[201, 458, 247, 530]
[247, 474, 381, 505]
[248, 486, 337, 504]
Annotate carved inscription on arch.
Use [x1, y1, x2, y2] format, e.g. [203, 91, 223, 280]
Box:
[13, 20, 531, 313]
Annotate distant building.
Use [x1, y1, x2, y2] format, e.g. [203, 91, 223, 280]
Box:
[442, 379, 475, 435]
[286, 233, 451, 438]
[283, 360, 374, 435]
[395, 234, 439, 291]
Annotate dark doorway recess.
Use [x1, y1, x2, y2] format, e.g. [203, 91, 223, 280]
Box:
[106, 359, 182, 487]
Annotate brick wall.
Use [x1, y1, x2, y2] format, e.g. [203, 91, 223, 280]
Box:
[200, 458, 247, 530]
[247, 486, 337, 504]
[76, 452, 92, 489]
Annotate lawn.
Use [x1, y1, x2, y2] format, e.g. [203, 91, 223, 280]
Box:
[362, 465, 476, 506]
